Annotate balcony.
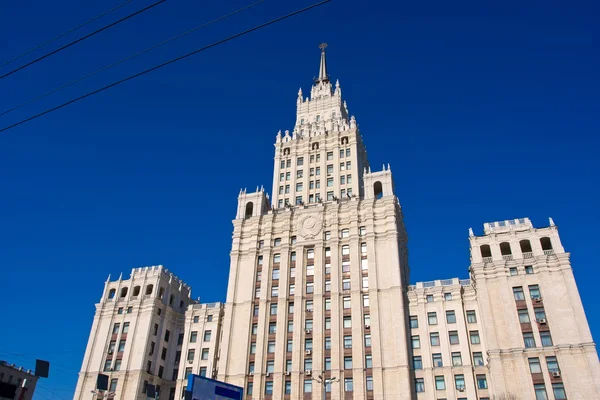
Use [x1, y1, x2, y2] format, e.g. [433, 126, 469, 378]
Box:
[482, 257, 493, 264]
[544, 249, 555, 256]
[523, 252, 534, 259]
[502, 255, 513, 261]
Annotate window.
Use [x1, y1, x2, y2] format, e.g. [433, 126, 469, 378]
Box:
[204, 330, 212, 342]
[112, 323, 120, 334]
[286, 172, 291, 180]
[306, 282, 314, 294]
[304, 358, 312, 371]
[343, 297, 351, 309]
[253, 305, 259, 317]
[435, 376, 446, 390]
[197, 367, 206, 378]
[529, 357, 542, 373]
[342, 245, 350, 256]
[304, 380, 312, 393]
[190, 331, 197, 343]
[306, 300, 313, 312]
[363, 294, 369, 307]
[364, 314, 371, 327]
[413, 356, 422, 370]
[529, 284, 541, 300]
[109, 379, 118, 392]
[325, 263, 331, 274]
[287, 339, 293, 352]
[269, 322, 277, 334]
[340, 175, 346, 184]
[288, 302, 294, 314]
[344, 378, 353, 392]
[510, 267, 518, 276]
[523, 332, 536, 348]
[274, 254, 281, 263]
[534, 307, 546, 321]
[264, 381, 273, 395]
[201, 348, 209, 360]
[449, 331, 459, 345]
[466, 310, 477, 323]
[432, 353, 443, 367]
[117, 307, 123, 314]
[455, 374, 465, 390]
[153, 324, 158, 335]
[341, 228, 350, 238]
[306, 265, 314, 276]
[513, 287, 525, 301]
[428, 312, 438, 325]
[344, 356, 353, 369]
[266, 361, 274, 373]
[534, 383, 548, 400]
[477, 374, 488, 389]
[366, 376, 373, 391]
[546, 356, 560, 373]
[365, 334, 372, 348]
[270, 303, 278, 315]
[470, 331, 480, 344]
[305, 338, 313, 351]
[193, 316, 199, 323]
[473, 352, 484, 366]
[325, 318, 331, 329]
[526, 265, 534, 274]
[362, 276, 369, 288]
[285, 381, 292, 395]
[272, 286, 279, 297]
[452, 352, 462, 366]
[344, 335, 352, 349]
[250, 342, 256, 354]
[272, 269, 280, 280]
[444, 292, 453, 301]
[415, 378, 425, 393]
[446, 310, 456, 323]
[342, 261, 351, 273]
[552, 383, 567, 400]
[103, 360, 112, 372]
[411, 335, 420, 348]
[285, 359, 292, 373]
[325, 280, 331, 292]
[187, 349, 195, 361]
[305, 319, 313, 330]
[426, 294, 434, 303]
[410, 316, 418, 328]
[274, 238, 281, 247]
[297, 157, 304, 166]
[540, 331, 553, 347]
[248, 362, 255, 374]
[519, 309, 531, 323]
[325, 337, 332, 350]
[365, 354, 373, 369]
[122, 322, 130, 333]
[343, 316, 352, 328]
[342, 278, 351, 290]
[268, 341, 276, 353]
[251, 323, 258, 335]
[288, 321, 294, 332]
[118, 340, 126, 352]
[327, 151, 333, 160]
[340, 149, 345, 158]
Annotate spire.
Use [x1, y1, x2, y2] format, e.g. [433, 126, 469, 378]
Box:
[317, 42, 329, 83]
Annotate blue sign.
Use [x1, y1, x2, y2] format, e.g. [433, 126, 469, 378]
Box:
[186, 374, 243, 400]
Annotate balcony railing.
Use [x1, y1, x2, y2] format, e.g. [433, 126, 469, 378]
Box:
[502, 254, 513, 261]
[523, 252, 533, 259]
[482, 257, 493, 263]
[407, 278, 471, 291]
[544, 249, 555, 256]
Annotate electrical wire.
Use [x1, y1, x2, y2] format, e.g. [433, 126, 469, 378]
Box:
[0, 0, 167, 81]
[0, 0, 134, 69]
[0, 0, 332, 134]
[0, 0, 265, 118]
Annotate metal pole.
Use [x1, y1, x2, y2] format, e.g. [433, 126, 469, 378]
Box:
[322, 380, 326, 400]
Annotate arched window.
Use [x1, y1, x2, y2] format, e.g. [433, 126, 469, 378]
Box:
[500, 242, 512, 255]
[373, 181, 383, 199]
[145, 284, 154, 296]
[480, 245, 492, 258]
[159, 287, 165, 299]
[520, 240, 532, 253]
[245, 202, 254, 219]
[120, 287, 128, 298]
[540, 237, 553, 250]
[169, 294, 174, 305]
[133, 286, 141, 296]
[108, 289, 116, 299]
[316, 115, 320, 122]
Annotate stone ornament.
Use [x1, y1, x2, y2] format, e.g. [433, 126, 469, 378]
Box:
[298, 212, 323, 239]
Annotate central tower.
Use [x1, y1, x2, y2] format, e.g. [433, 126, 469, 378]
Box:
[218, 45, 411, 399]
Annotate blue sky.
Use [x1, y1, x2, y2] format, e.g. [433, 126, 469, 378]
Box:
[1, 0, 598, 398]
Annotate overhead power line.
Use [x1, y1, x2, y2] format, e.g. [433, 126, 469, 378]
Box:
[0, 0, 332, 134]
[0, 0, 168, 81]
[0, 0, 134, 70]
[0, 0, 265, 118]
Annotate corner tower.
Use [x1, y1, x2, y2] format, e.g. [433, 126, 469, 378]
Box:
[218, 45, 412, 399]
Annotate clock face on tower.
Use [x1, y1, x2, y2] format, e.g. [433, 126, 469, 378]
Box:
[298, 212, 323, 239]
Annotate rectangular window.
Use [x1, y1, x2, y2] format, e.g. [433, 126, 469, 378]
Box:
[466, 310, 477, 323]
[473, 352, 484, 366]
[529, 284, 541, 299]
[470, 331, 480, 344]
[342, 278, 351, 290]
[523, 332, 536, 348]
[346, 161, 351, 170]
[269, 322, 277, 334]
[325, 317, 331, 329]
[305, 338, 313, 351]
[251, 324, 257, 335]
[343, 316, 352, 328]
[287, 339, 293, 352]
[340, 149, 345, 158]
[266, 361, 274, 373]
[201, 348, 209, 360]
[534, 307, 546, 321]
[428, 312, 438, 325]
[540, 331, 553, 347]
[363, 294, 369, 307]
[362, 276, 369, 288]
[250, 342, 256, 354]
[306, 300, 314, 312]
[286, 359, 292, 373]
[253, 305, 259, 317]
[552, 383, 567, 400]
[316, 166, 321, 176]
[280, 173, 284, 182]
[449, 331, 459, 345]
[529, 357, 542, 373]
[546, 356, 560, 373]
[342, 261, 350, 272]
[426, 294, 434, 303]
[268, 341, 276, 353]
[325, 337, 332, 350]
[344, 356, 352, 369]
[304, 358, 312, 371]
[365, 354, 373, 368]
[344, 335, 352, 349]
[297, 157, 304, 166]
[519, 309, 531, 323]
[288, 321, 294, 332]
[446, 310, 456, 323]
[285, 381, 292, 395]
[304, 380, 312, 393]
[410, 316, 418, 328]
[452, 351, 462, 366]
[327, 177, 334, 187]
[340, 175, 346, 184]
[286, 172, 291, 180]
[118, 340, 126, 352]
[513, 287, 525, 301]
[325, 281, 331, 293]
[365, 334, 372, 348]
[297, 170, 303, 179]
[187, 349, 195, 361]
[411, 335, 420, 348]
[112, 323, 120, 334]
[432, 353, 443, 367]
[413, 356, 422, 370]
[248, 362, 255, 374]
[327, 152, 333, 160]
[444, 292, 453, 301]
[344, 378, 353, 392]
[346, 148, 351, 157]
[122, 322, 129, 333]
[103, 360, 112, 372]
[435, 376, 446, 390]
[526, 266, 534, 274]
[510, 267, 518, 275]
[274, 254, 281, 263]
[343, 297, 351, 309]
[415, 378, 425, 393]
[203, 330, 212, 342]
[109, 379, 118, 392]
[272, 286, 279, 297]
[455, 374, 465, 390]
[274, 238, 281, 247]
[477, 375, 488, 389]
[534, 383, 548, 400]
[306, 282, 314, 294]
[190, 331, 197, 343]
[305, 319, 313, 330]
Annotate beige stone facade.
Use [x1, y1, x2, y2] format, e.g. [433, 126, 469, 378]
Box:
[74, 46, 599, 400]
